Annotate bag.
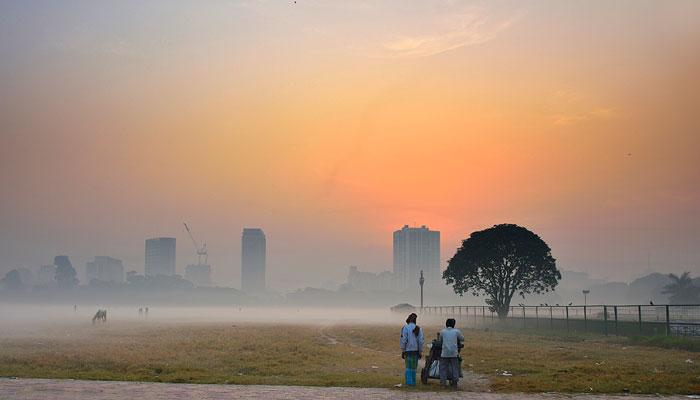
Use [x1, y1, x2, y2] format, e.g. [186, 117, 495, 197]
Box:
[428, 359, 440, 378]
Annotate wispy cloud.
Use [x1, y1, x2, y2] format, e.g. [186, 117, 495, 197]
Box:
[381, 11, 520, 58]
[551, 108, 617, 126]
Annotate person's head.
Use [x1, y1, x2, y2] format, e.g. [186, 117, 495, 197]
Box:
[406, 313, 417, 324]
[446, 318, 456, 328]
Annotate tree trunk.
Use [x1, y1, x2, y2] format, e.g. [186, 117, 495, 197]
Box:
[496, 304, 510, 319]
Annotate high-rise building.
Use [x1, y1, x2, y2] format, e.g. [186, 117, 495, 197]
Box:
[145, 237, 176, 277]
[393, 225, 440, 290]
[86, 256, 125, 283]
[241, 228, 266, 292]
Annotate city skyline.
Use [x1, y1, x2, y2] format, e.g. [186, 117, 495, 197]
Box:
[1, 1, 699, 289]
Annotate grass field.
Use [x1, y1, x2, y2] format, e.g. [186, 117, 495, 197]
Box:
[0, 321, 699, 394]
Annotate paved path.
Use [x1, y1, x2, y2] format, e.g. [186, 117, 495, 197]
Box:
[0, 378, 695, 400]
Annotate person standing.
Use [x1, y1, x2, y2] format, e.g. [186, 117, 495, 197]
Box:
[439, 318, 464, 388]
[400, 312, 424, 386]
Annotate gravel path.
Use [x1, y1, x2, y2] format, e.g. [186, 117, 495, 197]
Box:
[0, 378, 694, 400]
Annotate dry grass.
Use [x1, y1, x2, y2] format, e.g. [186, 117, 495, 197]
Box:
[0, 321, 699, 394]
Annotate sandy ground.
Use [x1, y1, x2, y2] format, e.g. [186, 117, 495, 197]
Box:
[0, 378, 695, 400]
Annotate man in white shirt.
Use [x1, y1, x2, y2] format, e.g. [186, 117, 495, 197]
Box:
[439, 318, 464, 387]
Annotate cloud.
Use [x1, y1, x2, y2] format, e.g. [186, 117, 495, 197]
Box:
[551, 108, 617, 126]
[380, 10, 520, 58]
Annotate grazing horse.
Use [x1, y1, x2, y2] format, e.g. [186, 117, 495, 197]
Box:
[92, 309, 107, 324]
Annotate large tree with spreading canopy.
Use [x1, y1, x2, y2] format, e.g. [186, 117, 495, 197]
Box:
[443, 224, 560, 318]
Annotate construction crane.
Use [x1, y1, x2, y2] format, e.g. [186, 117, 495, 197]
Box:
[183, 222, 208, 265]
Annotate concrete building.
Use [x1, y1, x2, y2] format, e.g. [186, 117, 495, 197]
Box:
[145, 237, 176, 277]
[347, 266, 396, 291]
[86, 256, 125, 283]
[241, 228, 266, 292]
[393, 225, 440, 290]
[185, 263, 212, 287]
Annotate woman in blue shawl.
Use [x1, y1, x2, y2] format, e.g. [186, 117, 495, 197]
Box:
[400, 312, 424, 386]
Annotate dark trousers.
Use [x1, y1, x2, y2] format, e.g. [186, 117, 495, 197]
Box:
[439, 357, 460, 386]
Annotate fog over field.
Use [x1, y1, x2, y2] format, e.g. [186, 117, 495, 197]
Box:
[0, 304, 403, 337]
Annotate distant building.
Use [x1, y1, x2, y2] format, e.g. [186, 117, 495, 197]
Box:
[185, 264, 212, 287]
[145, 237, 176, 276]
[241, 228, 266, 292]
[393, 225, 440, 290]
[36, 265, 56, 286]
[86, 256, 125, 283]
[347, 266, 396, 291]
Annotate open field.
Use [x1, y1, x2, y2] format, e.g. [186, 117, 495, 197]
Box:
[0, 313, 699, 394]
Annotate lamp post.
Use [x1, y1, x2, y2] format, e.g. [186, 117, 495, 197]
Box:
[419, 270, 425, 310]
[582, 289, 590, 306]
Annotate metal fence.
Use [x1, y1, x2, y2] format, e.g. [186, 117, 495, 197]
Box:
[418, 304, 700, 337]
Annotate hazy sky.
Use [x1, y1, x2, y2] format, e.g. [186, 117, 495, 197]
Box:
[1, 0, 699, 290]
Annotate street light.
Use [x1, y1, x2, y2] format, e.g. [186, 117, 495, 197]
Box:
[419, 270, 425, 310]
[582, 289, 590, 306]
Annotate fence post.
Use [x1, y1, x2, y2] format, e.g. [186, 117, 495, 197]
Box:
[614, 306, 618, 335]
[603, 305, 608, 336]
[583, 306, 588, 332]
[549, 306, 553, 329]
[638, 305, 643, 334]
[482, 306, 486, 325]
[535, 306, 539, 330]
[665, 305, 670, 336]
[565, 306, 569, 332]
[522, 306, 526, 329]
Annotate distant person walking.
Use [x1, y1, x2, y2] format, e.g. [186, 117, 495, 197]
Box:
[439, 318, 464, 388]
[400, 312, 424, 386]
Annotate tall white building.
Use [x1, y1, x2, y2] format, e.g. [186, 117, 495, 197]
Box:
[145, 237, 176, 277]
[241, 228, 266, 292]
[393, 225, 440, 290]
[86, 256, 124, 283]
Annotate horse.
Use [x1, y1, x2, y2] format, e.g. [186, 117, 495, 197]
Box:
[92, 309, 107, 324]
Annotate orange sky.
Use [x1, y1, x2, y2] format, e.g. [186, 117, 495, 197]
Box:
[1, 1, 699, 289]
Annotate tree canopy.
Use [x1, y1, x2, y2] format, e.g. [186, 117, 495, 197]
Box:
[54, 256, 78, 288]
[443, 224, 560, 318]
[662, 272, 700, 304]
[0, 269, 24, 292]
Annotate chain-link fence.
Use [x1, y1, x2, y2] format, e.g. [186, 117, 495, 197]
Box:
[418, 304, 700, 336]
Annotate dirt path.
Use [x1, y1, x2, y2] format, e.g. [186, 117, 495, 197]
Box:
[0, 378, 692, 400]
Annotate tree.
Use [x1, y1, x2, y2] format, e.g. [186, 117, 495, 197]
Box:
[662, 272, 700, 304]
[443, 224, 560, 318]
[0, 269, 24, 292]
[54, 255, 78, 288]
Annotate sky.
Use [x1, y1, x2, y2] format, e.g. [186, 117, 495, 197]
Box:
[1, 0, 699, 290]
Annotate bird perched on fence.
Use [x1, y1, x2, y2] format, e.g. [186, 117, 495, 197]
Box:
[568, 302, 573, 306]
[650, 301, 655, 305]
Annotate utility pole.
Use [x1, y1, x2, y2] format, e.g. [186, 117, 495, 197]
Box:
[419, 270, 425, 310]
